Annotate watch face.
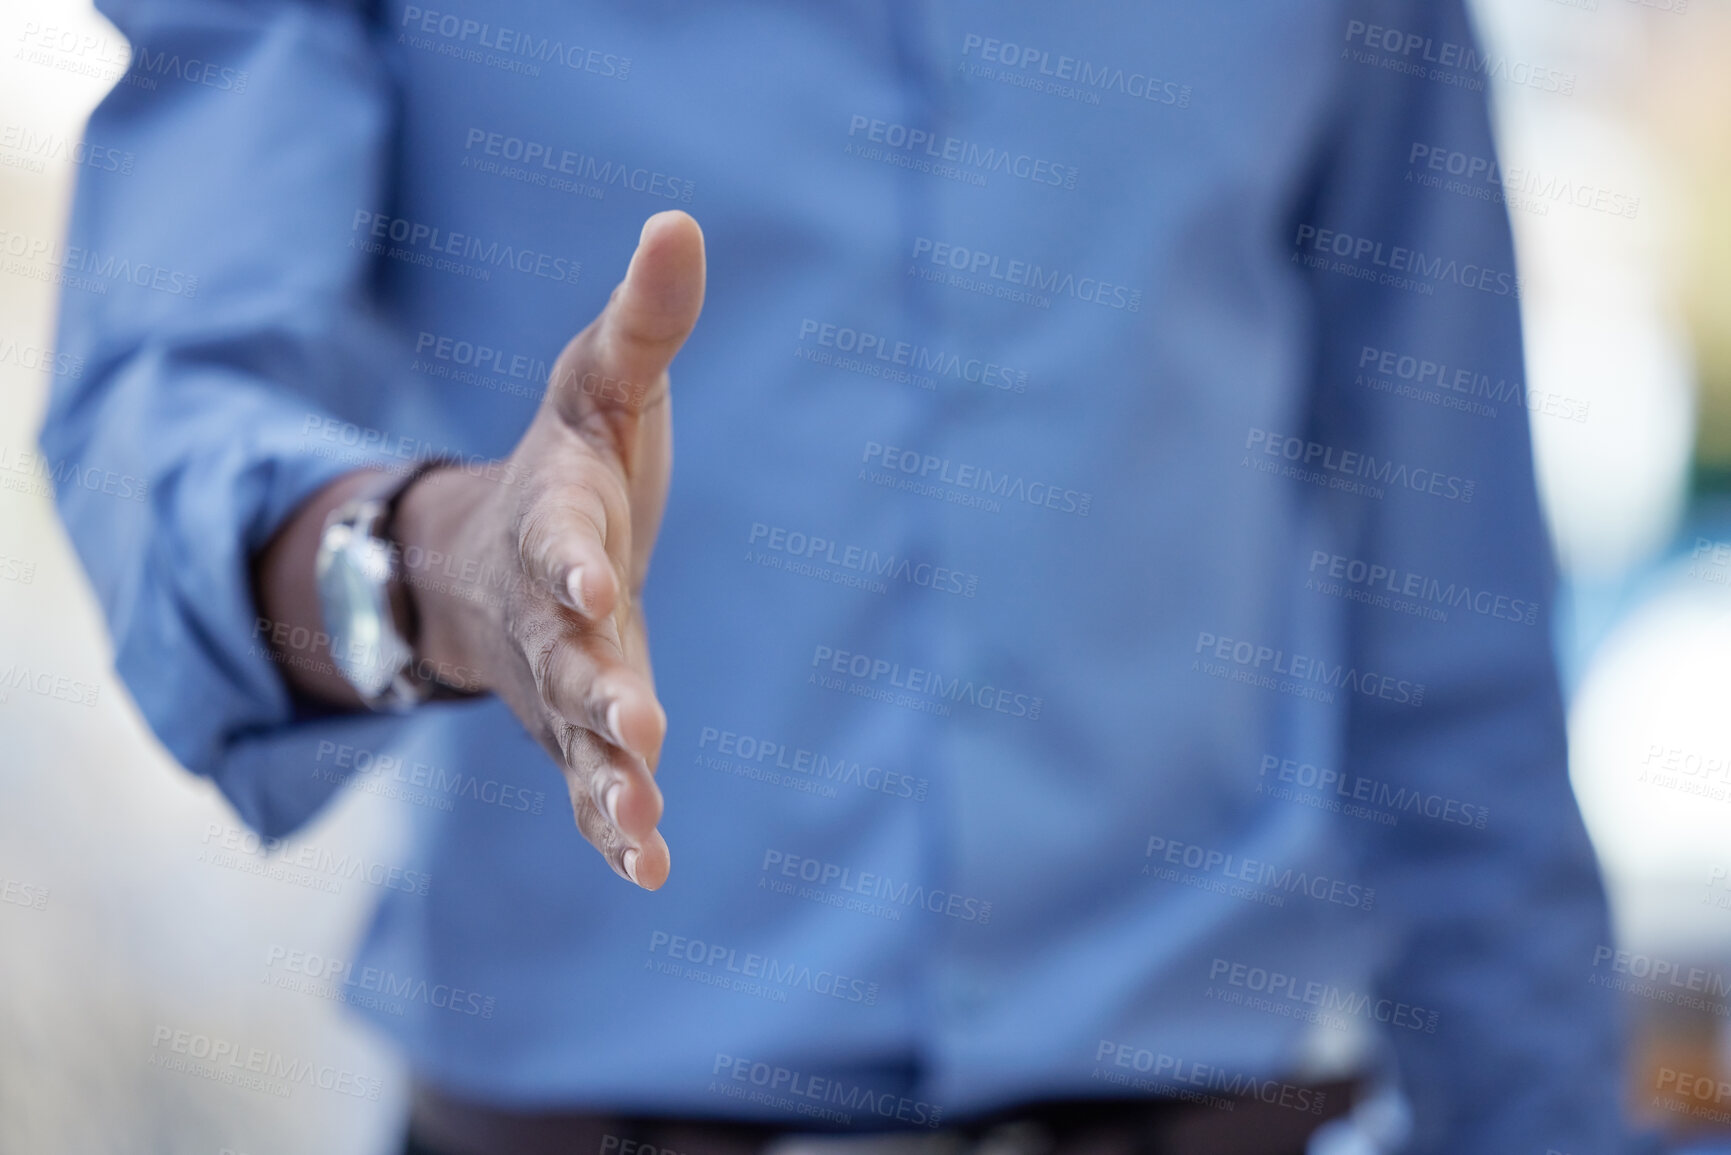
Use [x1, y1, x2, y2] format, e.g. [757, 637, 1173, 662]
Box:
[316, 522, 411, 700]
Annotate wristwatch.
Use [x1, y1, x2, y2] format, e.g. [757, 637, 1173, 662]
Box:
[314, 461, 457, 712]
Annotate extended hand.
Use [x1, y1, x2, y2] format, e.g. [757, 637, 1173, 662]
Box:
[397, 211, 705, 889]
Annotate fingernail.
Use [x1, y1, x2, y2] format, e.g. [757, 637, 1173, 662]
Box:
[566, 567, 589, 615]
[605, 700, 628, 750]
[622, 848, 640, 884]
[604, 780, 623, 828]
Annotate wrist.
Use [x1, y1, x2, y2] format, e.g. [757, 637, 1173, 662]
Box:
[392, 464, 502, 694]
[256, 468, 393, 709]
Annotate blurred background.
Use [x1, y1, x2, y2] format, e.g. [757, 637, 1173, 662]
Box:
[2, 0, 1729, 1151]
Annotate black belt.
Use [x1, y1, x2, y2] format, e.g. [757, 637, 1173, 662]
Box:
[406, 1079, 1357, 1155]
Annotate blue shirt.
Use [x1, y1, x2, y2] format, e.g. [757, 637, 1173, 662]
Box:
[46, 0, 1645, 1150]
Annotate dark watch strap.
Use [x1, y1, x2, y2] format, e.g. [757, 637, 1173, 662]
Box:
[376, 460, 480, 703]
[325, 460, 477, 711]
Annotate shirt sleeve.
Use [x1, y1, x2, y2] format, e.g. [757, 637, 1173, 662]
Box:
[1296, 3, 1659, 1151]
[42, 0, 412, 837]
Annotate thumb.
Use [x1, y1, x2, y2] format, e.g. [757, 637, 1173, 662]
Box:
[549, 211, 705, 436]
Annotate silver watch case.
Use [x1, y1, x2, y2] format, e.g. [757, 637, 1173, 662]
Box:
[314, 495, 424, 712]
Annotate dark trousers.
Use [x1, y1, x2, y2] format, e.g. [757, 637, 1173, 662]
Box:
[400, 1080, 1357, 1155]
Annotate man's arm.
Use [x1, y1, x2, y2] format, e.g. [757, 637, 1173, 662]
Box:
[252, 214, 707, 888]
[1296, 1, 1654, 1150]
[44, 0, 697, 885]
[43, 0, 410, 839]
